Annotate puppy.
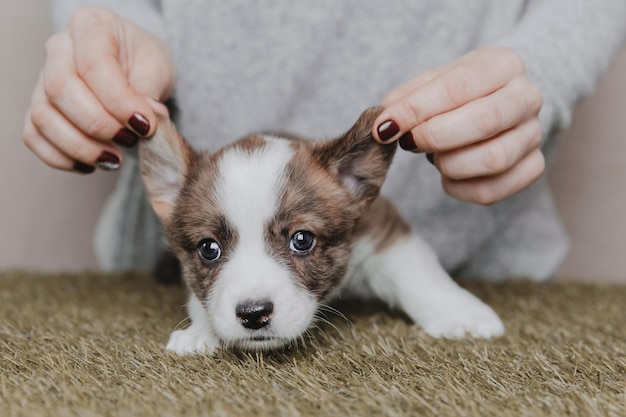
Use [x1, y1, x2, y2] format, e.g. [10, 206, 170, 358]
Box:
[139, 107, 504, 354]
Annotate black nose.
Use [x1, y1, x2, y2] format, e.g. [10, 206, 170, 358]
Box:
[235, 301, 274, 330]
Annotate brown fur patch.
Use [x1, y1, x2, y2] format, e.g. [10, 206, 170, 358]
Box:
[265, 141, 360, 299]
[164, 152, 234, 301]
[354, 197, 411, 252]
[217, 134, 267, 156]
[263, 107, 398, 300]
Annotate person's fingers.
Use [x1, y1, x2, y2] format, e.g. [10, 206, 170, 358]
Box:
[441, 148, 545, 205]
[126, 32, 176, 101]
[68, 8, 156, 137]
[23, 112, 95, 174]
[381, 64, 454, 107]
[381, 50, 487, 107]
[145, 96, 170, 117]
[431, 118, 542, 180]
[374, 46, 526, 144]
[401, 80, 542, 152]
[43, 32, 131, 144]
[31, 69, 123, 170]
[30, 89, 122, 171]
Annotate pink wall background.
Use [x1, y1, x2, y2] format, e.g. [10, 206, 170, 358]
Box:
[1, 1, 625, 282]
[549, 48, 626, 283]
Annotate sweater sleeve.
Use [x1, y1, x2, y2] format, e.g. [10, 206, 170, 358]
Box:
[496, 0, 626, 139]
[49, 0, 164, 38]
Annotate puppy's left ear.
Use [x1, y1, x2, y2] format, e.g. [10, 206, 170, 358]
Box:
[313, 106, 397, 205]
[139, 115, 194, 226]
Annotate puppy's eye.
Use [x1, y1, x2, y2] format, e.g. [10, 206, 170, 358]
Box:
[289, 231, 316, 254]
[198, 238, 221, 264]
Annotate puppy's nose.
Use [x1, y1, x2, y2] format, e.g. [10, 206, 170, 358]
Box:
[235, 301, 274, 330]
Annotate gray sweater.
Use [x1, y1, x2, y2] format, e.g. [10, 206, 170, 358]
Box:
[51, 0, 626, 280]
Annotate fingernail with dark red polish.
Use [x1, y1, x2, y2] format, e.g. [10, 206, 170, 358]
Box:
[128, 113, 150, 136]
[113, 128, 139, 147]
[377, 119, 400, 143]
[74, 161, 95, 174]
[398, 131, 418, 151]
[426, 153, 435, 165]
[96, 151, 120, 171]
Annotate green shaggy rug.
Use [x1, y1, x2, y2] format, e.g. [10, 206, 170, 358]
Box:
[0, 271, 624, 417]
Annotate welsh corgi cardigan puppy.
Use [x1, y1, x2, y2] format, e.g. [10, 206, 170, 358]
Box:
[139, 107, 504, 355]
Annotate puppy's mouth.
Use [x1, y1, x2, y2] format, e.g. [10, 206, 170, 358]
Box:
[223, 335, 293, 351]
[250, 335, 273, 341]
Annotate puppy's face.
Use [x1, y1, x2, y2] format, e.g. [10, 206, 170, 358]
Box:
[139, 107, 395, 350]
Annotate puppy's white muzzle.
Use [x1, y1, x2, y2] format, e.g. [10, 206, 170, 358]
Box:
[208, 247, 317, 349]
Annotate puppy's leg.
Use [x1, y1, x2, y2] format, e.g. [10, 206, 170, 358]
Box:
[166, 293, 219, 355]
[361, 234, 504, 339]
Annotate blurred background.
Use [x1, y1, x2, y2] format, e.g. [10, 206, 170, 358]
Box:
[1, 1, 625, 282]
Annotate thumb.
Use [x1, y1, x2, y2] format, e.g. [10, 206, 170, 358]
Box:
[145, 96, 170, 118]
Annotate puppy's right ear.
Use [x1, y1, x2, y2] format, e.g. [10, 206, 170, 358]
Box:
[312, 106, 396, 209]
[138, 116, 193, 226]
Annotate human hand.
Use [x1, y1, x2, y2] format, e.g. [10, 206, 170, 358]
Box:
[373, 46, 544, 205]
[23, 7, 175, 174]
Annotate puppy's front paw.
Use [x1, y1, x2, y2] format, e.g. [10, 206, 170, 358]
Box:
[165, 326, 218, 355]
[418, 293, 504, 339]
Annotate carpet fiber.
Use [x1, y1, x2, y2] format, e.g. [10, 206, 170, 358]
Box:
[1, 271, 624, 416]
